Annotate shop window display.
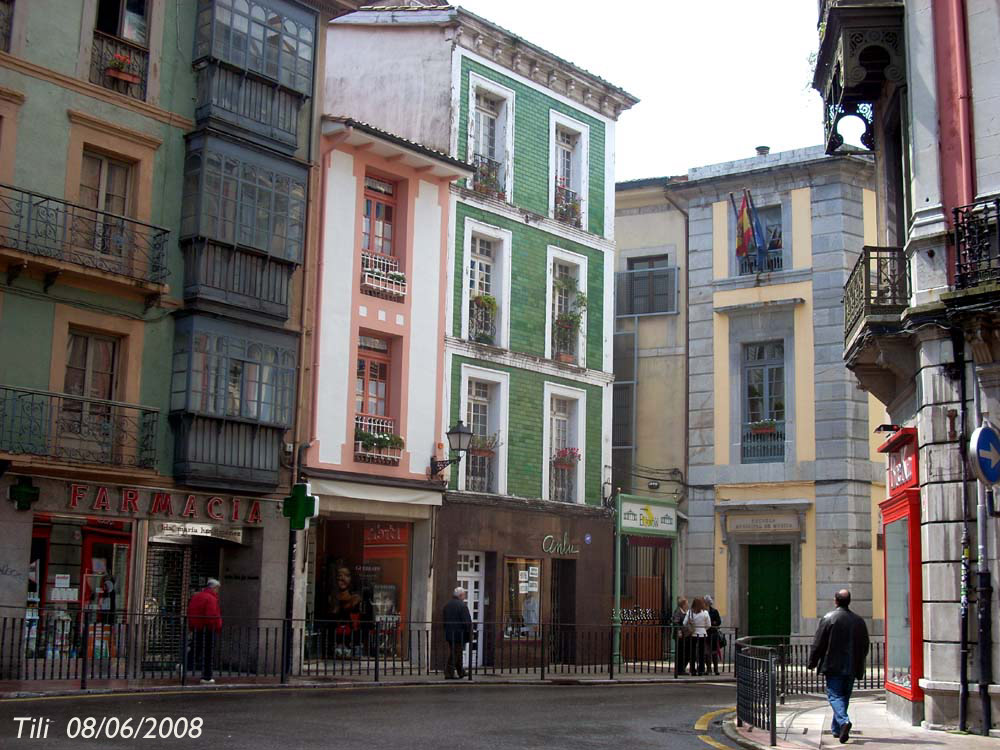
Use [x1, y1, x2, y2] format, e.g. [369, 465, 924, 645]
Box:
[504, 557, 541, 638]
[884, 516, 911, 689]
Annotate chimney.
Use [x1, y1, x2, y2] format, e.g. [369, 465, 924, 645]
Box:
[755, 146, 770, 156]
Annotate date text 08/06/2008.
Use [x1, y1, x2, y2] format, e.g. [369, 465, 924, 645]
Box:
[13, 716, 205, 740]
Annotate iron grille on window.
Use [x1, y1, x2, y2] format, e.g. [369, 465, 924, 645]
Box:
[738, 250, 783, 275]
[741, 340, 785, 464]
[843, 246, 908, 340]
[0, 0, 13, 53]
[953, 199, 1000, 289]
[472, 154, 504, 200]
[89, 31, 150, 103]
[550, 461, 575, 502]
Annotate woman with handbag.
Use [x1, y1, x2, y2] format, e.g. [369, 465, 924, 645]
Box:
[684, 597, 712, 676]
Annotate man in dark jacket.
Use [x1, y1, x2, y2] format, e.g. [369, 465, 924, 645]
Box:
[442, 586, 472, 680]
[187, 579, 223, 684]
[808, 589, 870, 744]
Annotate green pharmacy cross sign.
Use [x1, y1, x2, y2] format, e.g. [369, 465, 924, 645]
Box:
[9, 476, 40, 511]
[282, 482, 318, 530]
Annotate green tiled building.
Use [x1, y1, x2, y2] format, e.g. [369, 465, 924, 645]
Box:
[327, 4, 636, 636]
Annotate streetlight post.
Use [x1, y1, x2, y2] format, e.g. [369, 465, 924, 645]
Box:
[429, 420, 473, 477]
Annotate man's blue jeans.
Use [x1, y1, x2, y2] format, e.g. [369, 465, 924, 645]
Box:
[826, 674, 855, 735]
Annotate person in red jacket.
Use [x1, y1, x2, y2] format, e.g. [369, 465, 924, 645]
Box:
[187, 579, 222, 684]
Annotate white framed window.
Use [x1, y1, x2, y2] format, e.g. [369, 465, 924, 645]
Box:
[548, 111, 589, 229]
[458, 365, 509, 495]
[467, 73, 515, 201]
[544, 245, 589, 367]
[542, 382, 586, 503]
[461, 218, 512, 349]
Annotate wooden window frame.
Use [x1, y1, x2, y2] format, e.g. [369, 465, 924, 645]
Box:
[361, 174, 398, 259]
[356, 337, 391, 418]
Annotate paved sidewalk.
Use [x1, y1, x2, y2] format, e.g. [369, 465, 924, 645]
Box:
[725, 695, 998, 749]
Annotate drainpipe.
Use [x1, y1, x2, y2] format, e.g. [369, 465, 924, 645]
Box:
[954, 328, 972, 731]
[971, 345, 993, 734]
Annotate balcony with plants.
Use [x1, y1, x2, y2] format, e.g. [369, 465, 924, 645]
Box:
[465, 431, 500, 493]
[549, 447, 580, 503]
[0, 183, 170, 288]
[359, 251, 407, 302]
[741, 420, 786, 464]
[89, 33, 149, 102]
[468, 294, 498, 345]
[551, 277, 587, 366]
[554, 179, 582, 228]
[354, 414, 404, 466]
[471, 154, 505, 202]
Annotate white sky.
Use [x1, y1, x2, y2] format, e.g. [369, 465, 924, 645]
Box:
[456, 0, 825, 181]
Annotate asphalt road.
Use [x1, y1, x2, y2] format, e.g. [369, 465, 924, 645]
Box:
[0, 682, 737, 750]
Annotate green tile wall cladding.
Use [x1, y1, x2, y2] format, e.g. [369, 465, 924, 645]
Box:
[453, 203, 605, 365]
[458, 59, 606, 236]
[449, 356, 604, 505]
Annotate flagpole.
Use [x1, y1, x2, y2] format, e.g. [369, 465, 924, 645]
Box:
[729, 191, 741, 224]
[746, 188, 767, 269]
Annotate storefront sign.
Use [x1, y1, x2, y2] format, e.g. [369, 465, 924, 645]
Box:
[364, 521, 409, 544]
[150, 522, 244, 544]
[66, 483, 263, 525]
[621, 501, 677, 534]
[879, 427, 919, 494]
[541, 532, 580, 555]
[726, 514, 799, 533]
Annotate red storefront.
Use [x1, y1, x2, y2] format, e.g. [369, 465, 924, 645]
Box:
[878, 427, 924, 710]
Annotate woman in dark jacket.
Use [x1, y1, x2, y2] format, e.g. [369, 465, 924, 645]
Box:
[705, 594, 722, 676]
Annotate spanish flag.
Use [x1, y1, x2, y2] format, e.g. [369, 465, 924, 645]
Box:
[735, 192, 754, 258]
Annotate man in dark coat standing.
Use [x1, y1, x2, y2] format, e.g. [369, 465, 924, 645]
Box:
[443, 586, 472, 680]
[187, 578, 223, 684]
[808, 589, 870, 744]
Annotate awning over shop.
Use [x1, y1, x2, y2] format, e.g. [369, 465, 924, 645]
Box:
[309, 478, 443, 507]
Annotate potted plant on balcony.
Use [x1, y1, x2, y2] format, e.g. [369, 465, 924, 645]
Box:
[747, 419, 778, 435]
[470, 294, 498, 344]
[354, 427, 405, 454]
[552, 277, 587, 364]
[106, 53, 140, 84]
[468, 431, 501, 457]
[551, 446, 582, 470]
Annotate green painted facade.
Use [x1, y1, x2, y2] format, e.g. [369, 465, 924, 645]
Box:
[457, 58, 607, 236]
[449, 55, 612, 508]
[0, 2, 197, 475]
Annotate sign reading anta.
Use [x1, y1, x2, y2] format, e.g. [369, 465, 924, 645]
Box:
[67, 483, 263, 525]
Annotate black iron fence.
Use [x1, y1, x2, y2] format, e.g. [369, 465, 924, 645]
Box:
[735, 634, 886, 747]
[0, 608, 740, 689]
[843, 245, 908, 341]
[954, 198, 1000, 289]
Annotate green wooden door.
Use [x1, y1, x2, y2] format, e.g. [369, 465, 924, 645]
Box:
[747, 544, 792, 638]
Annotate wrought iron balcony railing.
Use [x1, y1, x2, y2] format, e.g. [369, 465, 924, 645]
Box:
[89, 30, 149, 102]
[954, 199, 1000, 290]
[465, 452, 495, 493]
[354, 414, 402, 465]
[549, 459, 576, 503]
[0, 183, 170, 284]
[468, 297, 497, 345]
[0, 0, 13, 53]
[615, 267, 678, 316]
[359, 251, 407, 301]
[738, 250, 783, 276]
[554, 181, 582, 228]
[741, 421, 786, 464]
[843, 245, 908, 341]
[471, 154, 505, 201]
[0, 386, 159, 469]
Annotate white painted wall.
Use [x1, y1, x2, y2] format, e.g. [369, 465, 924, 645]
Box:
[967, 0, 1000, 198]
[406, 179, 443, 475]
[325, 25, 454, 154]
[317, 151, 359, 465]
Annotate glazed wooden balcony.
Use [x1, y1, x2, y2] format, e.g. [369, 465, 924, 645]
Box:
[0, 386, 158, 469]
[0, 183, 169, 286]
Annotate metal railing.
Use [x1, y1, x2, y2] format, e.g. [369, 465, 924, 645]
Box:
[468, 298, 497, 344]
[738, 251, 783, 276]
[465, 452, 494, 492]
[843, 245, 908, 340]
[89, 30, 149, 102]
[954, 199, 1000, 289]
[0, 608, 739, 689]
[0, 183, 170, 284]
[615, 267, 678, 316]
[359, 251, 407, 301]
[554, 181, 582, 228]
[353, 414, 401, 465]
[735, 634, 886, 747]
[471, 154, 504, 201]
[741, 421, 785, 464]
[549, 460, 576, 502]
[0, 386, 159, 469]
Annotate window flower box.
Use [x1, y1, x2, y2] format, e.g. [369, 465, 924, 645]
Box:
[551, 447, 581, 470]
[359, 252, 407, 301]
[748, 420, 778, 435]
[468, 431, 501, 457]
[354, 424, 404, 465]
[106, 67, 141, 84]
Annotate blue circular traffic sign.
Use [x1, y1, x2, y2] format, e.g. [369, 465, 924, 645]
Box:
[970, 424, 1000, 485]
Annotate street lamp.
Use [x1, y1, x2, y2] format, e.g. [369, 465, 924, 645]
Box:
[430, 420, 473, 476]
